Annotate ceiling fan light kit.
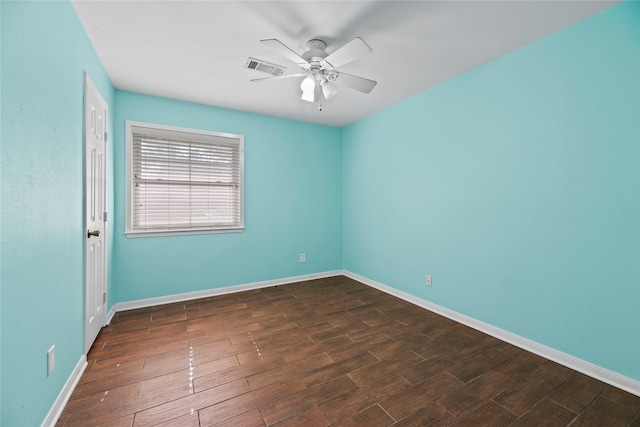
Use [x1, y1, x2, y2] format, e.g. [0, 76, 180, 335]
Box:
[250, 36, 377, 104]
[299, 73, 338, 103]
[300, 75, 319, 102]
[321, 80, 338, 100]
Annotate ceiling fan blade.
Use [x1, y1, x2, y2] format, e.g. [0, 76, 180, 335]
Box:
[261, 39, 310, 70]
[321, 37, 372, 70]
[328, 71, 377, 94]
[250, 73, 306, 83]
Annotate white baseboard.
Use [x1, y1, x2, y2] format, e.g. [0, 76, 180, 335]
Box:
[106, 304, 117, 325]
[41, 355, 87, 427]
[108, 270, 344, 318]
[343, 270, 640, 398]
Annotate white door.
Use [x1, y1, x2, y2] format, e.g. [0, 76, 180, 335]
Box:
[84, 74, 108, 354]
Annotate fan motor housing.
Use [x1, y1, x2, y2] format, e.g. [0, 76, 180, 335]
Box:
[302, 39, 328, 62]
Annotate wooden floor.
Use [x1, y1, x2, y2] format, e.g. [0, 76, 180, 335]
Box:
[57, 276, 640, 427]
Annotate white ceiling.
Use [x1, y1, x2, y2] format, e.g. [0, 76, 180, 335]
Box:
[72, 1, 619, 128]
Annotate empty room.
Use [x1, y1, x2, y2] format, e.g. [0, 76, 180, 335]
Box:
[1, 1, 639, 426]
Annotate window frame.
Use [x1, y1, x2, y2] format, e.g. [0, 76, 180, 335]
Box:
[125, 120, 244, 238]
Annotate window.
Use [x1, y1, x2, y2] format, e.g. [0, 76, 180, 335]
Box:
[125, 121, 244, 237]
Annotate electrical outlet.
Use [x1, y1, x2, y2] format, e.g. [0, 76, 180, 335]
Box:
[426, 275, 432, 287]
[300, 253, 306, 263]
[47, 345, 56, 376]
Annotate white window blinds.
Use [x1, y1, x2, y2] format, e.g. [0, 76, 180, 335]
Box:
[126, 122, 244, 236]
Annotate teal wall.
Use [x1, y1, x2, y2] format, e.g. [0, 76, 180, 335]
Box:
[1, 1, 639, 425]
[343, 2, 640, 380]
[111, 92, 343, 303]
[0, 1, 114, 425]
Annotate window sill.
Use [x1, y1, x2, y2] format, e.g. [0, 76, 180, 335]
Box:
[125, 227, 244, 238]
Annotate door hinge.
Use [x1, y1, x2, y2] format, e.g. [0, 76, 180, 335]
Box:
[104, 211, 108, 222]
[104, 131, 108, 142]
[103, 293, 106, 304]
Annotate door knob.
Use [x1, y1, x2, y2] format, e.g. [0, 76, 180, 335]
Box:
[87, 230, 100, 238]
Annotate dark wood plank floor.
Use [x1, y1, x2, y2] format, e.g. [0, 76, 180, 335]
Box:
[57, 276, 640, 426]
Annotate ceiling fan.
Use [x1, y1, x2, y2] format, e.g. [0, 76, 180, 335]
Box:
[251, 37, 377, 103]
